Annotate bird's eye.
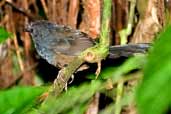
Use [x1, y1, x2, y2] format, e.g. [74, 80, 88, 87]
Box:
[24, 26, 33, 33]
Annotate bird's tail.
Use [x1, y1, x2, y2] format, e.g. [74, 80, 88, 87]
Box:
[108, 43, 150, 58]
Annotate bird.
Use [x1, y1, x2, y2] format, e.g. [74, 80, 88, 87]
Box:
[25, 20, 149, 69]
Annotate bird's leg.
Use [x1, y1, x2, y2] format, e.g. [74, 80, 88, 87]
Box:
[56, 70, 68, 91]
[64, 83, 68, 91]
[95, 61, 101, 79]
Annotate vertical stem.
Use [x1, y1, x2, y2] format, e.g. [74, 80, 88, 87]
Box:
[127, 0, 136, 35]
[115, 81, 124, 114]
[119, 0, 136, 45]
[40, 0, 48, 16]
[100, 0, 112, 47]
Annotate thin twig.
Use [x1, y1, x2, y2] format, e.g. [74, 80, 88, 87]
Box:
[115, 81, 124, 114]
[13, 34, 24, 71]
[5, 0, 42, 20]
[40, 0, 48, 17]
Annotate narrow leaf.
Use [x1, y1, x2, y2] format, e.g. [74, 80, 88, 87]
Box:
[136, 25, 171, 114]
[40, 81, 102, 114]
[0, 86, 46, 114]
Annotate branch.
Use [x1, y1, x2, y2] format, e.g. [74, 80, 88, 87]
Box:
[49, 57, 84, 96]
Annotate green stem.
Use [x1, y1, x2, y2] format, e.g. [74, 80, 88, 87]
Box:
[100, 0, 112, 47]
[115, 81, 124, 114]
[119, 0, 136, 45]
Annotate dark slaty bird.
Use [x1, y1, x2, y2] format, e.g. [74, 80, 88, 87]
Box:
[25, 20, 149, 68]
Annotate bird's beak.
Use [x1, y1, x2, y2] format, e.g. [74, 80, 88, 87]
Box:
[24, 24, 30, 32]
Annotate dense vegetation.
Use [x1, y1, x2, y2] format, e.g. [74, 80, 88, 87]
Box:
[0, 0, 171, 114]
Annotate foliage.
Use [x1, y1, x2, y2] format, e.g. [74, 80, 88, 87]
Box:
[136, 25, 171, 114]
[110, 55, 146, 80]
[0, 0, 170, 113]
[88, 54, 146, 80]
[0, 86, 47, 114]
[0, 53, 147, 114]
[35, 55, 146, 114]
[0, 27, 12, 43]
[0, 25, 170, 114]
[39, 81, 102, 114]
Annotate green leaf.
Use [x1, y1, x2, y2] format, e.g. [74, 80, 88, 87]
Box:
[136, 25, 171, 114]
[111, 55, 146, 81]
[88, 54, 146, 80]
[40, 81, 102, 114]
[0, 27, 12, 43]
[66, 103, 87, 114]
[0, 86, 46, 114]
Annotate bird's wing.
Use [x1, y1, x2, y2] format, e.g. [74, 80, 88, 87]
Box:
[49, 25, 94, 56]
